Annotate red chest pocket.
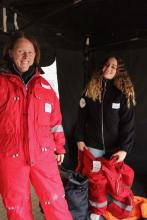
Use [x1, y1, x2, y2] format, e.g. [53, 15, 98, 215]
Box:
[33, 86, 53, 126]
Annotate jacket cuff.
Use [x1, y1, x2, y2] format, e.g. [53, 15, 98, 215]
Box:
[55, 145, 66, 154]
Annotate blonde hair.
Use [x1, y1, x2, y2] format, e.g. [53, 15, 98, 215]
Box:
[86, 56, 136, 108]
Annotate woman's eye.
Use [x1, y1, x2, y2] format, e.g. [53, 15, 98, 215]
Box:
[17, 50, 23, 54]
[28, 52, 33, 55]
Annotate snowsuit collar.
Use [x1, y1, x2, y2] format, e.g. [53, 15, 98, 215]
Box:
[0, 60, 37, 85]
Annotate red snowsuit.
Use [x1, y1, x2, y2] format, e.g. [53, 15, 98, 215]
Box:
[77, 148, 134, 219]
[0, 70, 72, 220]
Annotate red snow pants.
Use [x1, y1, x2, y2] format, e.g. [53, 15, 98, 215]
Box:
[0, 152, 73, 220]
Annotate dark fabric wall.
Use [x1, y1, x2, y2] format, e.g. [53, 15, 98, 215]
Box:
[56, 48, 147, 175]
[56, 49, 84, 169]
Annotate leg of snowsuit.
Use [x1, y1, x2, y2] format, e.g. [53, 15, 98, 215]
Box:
[0, 157, 34, 220]
[88, 171, 107, 215]
[81, 149, 107, 216]
[0, 150, 72, 220]
[30, 152, 73, 220]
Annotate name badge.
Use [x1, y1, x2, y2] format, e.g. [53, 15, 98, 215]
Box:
[92, 161, 101, 172]
[112, 103, 120, 109]
[45, 103, 52, 113]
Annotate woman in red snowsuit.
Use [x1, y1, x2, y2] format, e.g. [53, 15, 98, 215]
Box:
[0, 32, 72, 220]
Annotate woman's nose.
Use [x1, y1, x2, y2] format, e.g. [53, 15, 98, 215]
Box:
[106, 65, 111, 71]
[23, 52, 28, 58]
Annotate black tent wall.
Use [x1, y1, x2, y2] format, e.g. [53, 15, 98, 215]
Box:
[56, 49, 84, 169]
[56, 47, 147, 175]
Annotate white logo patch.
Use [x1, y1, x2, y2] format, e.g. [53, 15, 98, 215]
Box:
[45, 103, 52, 113]
[112, 103, 120, 109]
[80, 98, 86, 108]
[92, 161, 101, 172]
[41, 83, 51, 90]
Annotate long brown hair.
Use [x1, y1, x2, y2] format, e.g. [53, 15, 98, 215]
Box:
[2, 31, 40, 65]
[86, 56, 136, 108]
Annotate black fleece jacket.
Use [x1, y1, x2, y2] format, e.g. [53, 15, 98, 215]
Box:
[76, 79, 135, 155]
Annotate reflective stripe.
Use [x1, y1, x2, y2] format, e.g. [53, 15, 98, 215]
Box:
[51, 125, 63, 132]
[89, 200, 107, 208]
[113, 199, 133, 211]
[41, 83, 51, 89]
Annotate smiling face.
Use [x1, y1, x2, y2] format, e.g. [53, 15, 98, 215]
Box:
[102, 57, 118, 79]
[9, 37, 36, 73]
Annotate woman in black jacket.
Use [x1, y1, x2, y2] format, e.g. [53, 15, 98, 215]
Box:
[76, 56, 136, 220]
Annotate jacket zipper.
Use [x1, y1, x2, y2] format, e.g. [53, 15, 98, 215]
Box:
[23, 74, 38, 165]
[19, 74, 32, 164]
[4, 72, 37, 165]
[101, 80, 107, 151]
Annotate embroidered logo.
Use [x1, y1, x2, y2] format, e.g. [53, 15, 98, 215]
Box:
[80, 98, 86, 108]
[112, 103, 120, 109]
[45, 103, 52, 113]
[92, 161, 101, 172]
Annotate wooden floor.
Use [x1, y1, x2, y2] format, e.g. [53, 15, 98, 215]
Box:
[0, 186, 44, 220]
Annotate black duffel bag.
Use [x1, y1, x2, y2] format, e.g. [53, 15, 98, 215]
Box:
[60, 167, 89, 220]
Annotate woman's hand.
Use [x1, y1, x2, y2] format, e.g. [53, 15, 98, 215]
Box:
[112, 150, 127, 162]
[77, 141, 87, 151]
[56, 154, 64, 165]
